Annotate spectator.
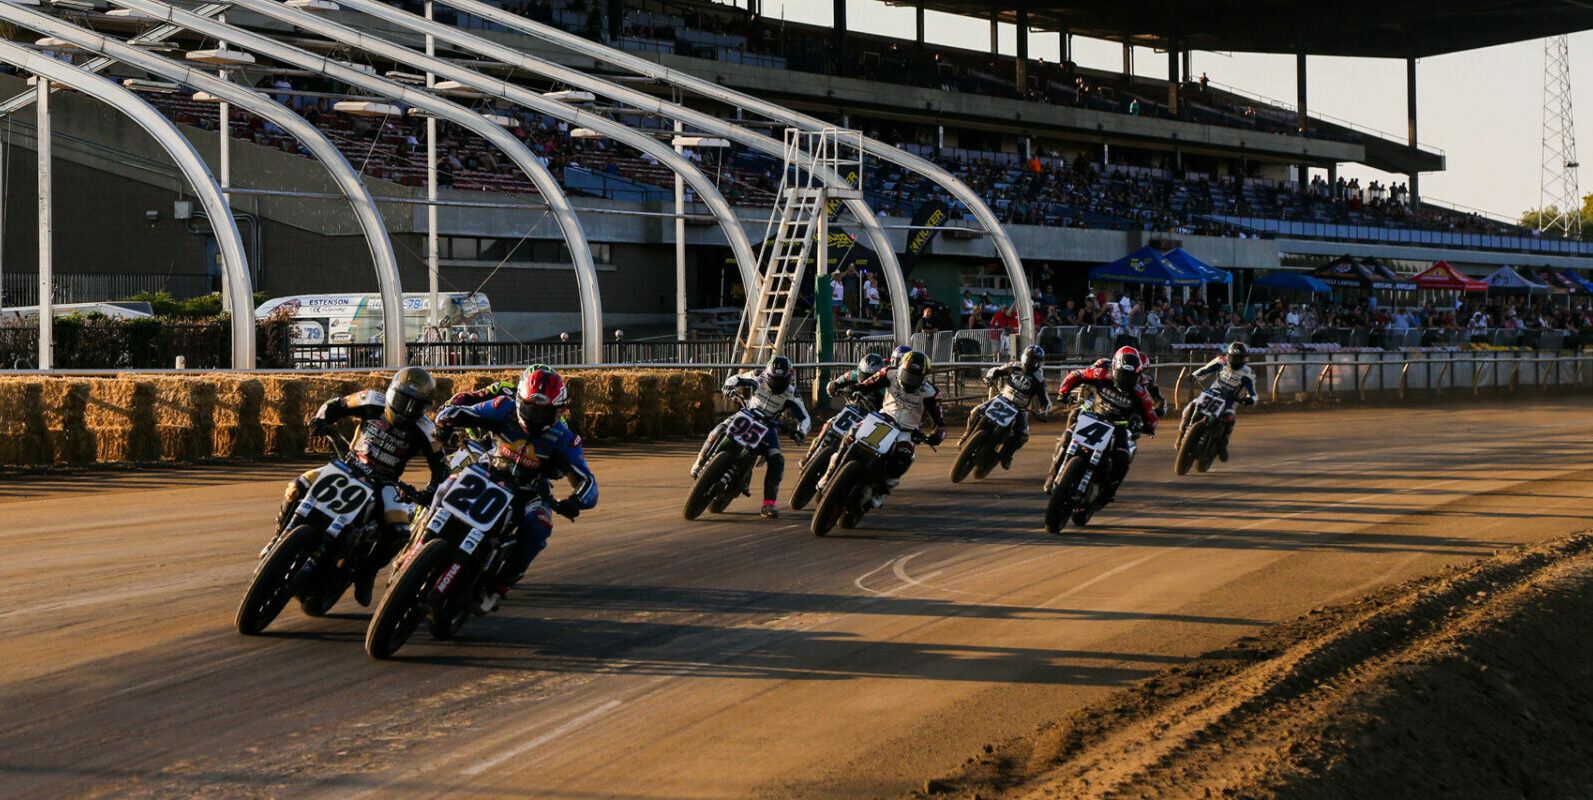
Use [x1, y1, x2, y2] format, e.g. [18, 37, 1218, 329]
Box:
[863, 277, 882, 321]
[916, 306, 941, 335]
[991, 304, 1019, 333]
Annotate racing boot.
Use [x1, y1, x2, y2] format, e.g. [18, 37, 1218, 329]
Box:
[760, 500, 779, 519]
[872, 478, 900, 509]
[1217, 419, 1234, 462]
[354, 527, 407, 607]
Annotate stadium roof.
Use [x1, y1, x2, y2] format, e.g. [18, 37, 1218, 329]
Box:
[894, 1, 1593, 58]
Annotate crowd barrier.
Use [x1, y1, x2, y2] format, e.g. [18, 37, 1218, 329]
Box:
[0, 369, 717, 467]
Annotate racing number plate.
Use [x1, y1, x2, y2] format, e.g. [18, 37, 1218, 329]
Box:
[726, 410, 770, 449]
[830, 406, 863, 434]
[850, 414, 899, 454]
[984, 397, 1019, 427]
[438, 466, 515, 532]
[1196, 391, 1226, 416]
[302, 461, 374, 535]
[1070, 412, 1114, 453]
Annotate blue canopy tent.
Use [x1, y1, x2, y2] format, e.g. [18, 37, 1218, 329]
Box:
[1559, 269, 1593, 293]
[1253, 272, 1331, 292]
[1089, 246, 1203, 287]
[1163, 248, 1232, 284]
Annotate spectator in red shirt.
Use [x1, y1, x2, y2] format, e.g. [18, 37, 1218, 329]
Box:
[991, 305, 1020, 333]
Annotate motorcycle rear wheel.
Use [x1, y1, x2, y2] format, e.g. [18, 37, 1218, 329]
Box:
[365, 539, 454, 659]
[812, 461, 866, 537]
[683, 451, 737, 520]
[1044, 458, 1090, 534]
[235, 524, 322, 636]
[790, 444, 834, 510]
[949, 429, 988, 483]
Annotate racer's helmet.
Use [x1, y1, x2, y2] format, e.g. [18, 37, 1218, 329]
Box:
[897, 350, 931, 392]
[1226, 341, 1249, 369]
[858, 352, 886, 375]
[1110, 346, 1144, 392]
[764, 355, 794, 394]
[516, 365, 568, 433]
[384, 367, 435, 426]
[892, 344, 913, 361]
[1020, 344, 1045, 373]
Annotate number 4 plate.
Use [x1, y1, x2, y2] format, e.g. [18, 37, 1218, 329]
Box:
[1070, 413, 1113, 453]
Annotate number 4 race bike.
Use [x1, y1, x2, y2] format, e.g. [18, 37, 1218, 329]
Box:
[809, 411, 925, 537]
[364, 458, 526, 659]
[683, 403, 796, 520]
[789, 400, 868, 510]
[1042, 399, 1136, 534]
[235, 436, 416, 635]
[949, 394, 1028, 483]
[1175, 388, 1227, 475]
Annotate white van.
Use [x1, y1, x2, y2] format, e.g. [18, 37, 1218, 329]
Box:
[255, 292, 495, 346]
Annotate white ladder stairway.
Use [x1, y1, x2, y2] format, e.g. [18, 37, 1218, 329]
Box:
[740, 187, 825, 362]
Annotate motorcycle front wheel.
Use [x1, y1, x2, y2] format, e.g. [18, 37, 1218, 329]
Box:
[949, 428, 988, 483]
[790, 443, 835, 510]
[812, 461, 866, 537]
[1044, 458, 1090, 534]
[365, 539, 454, 659]
[235, 524, 322, 636]
[683, 451, 737, 520]
[1175, 418, 1208, 476]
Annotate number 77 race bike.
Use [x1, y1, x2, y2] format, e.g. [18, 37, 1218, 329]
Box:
[1042, 396, 1138, 534]
[364, 453, 529, 659]
[236, 435, 416, 635]
[1174, 387, 1227, 475]
[809, 409, 926, 537]
[683, 401, 796, 520]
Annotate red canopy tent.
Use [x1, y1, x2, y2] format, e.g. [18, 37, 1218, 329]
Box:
[1412, 261, 1487, 292]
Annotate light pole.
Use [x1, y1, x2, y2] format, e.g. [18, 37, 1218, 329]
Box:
[670, 133, 730, 341]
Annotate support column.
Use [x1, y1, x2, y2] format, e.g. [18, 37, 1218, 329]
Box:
[914, 0, 924, 47]
[36, 77, 51, 370]
[674, 119, 686, 341]
[1015, 2, 1028, 95]
[1406, 56, 1420, 208]
[1122, 42, 1133, 79]
[1062, 31, 1072, 64]
[1167, 47, 1180, 113]
[1296, 51, 1310, 186]
[989, 10, 998, 55]
[606, 0, 622, 42]
[426, 0, 439, 329]
[833, 0, 847, 76]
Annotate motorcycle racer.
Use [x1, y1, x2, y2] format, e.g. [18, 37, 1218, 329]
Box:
[965, 344, 1052, 469]
[433, 366, 597, 613]
[444, 363, 553, 408]
[1181, 341, 1257, 462]
[693, 355, 811, 519]
[825, 352, 888, 411]
[847, 349, 946, 506]
[1052, 347, 1158, 504]
[283, 367, 450, 606]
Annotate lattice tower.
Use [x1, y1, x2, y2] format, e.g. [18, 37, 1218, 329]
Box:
[1540, 35, 1581, 238]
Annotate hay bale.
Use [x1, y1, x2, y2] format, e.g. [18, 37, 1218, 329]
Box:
[0, 379, 33, 422]
[259, 376, 310, 426]
[0, 422, 45, 465]
[156, 424, 203, 461]
[40, 379, 89, 431]
[214, 424, 264, 458]
[263, 423, 308, 456]
[213, 378, 264, 457]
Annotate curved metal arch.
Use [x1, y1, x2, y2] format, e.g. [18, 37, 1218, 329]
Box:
[214, 0, 766, 343]
[0, 39, 255, 366]
[0, 2, 408, 366]
[472, 16, 1035, 346]
[335, 0, 912, 343]
[112, 0, 609, 363]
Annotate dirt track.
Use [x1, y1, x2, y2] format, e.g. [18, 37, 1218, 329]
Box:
[1, 401, 1590, 799]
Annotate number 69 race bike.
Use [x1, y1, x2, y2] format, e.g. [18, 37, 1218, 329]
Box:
[1174, 388, 1226, 475]
[236, 436, 416, 635]
[1042, 398, 1139, 534]
[809, 410, 926, 537]
[364, 454, 530, 659]
[683, 402, 798, 520]
[949, 393, 1027, 483]
[789, 399, 868, 510]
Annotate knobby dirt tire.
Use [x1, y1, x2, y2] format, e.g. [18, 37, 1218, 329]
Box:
[365, 539, 455, 660]
[683, 451, 737, 520]
[1175, 419, 1208, 476]
[790, 444, 834, 510]
[812, 461, 867, 537]
[235, 525, 322, 636]
[972, 432, 1003, 480]
[949, 429, 988, 483]
[1044, 457, 1090, 534]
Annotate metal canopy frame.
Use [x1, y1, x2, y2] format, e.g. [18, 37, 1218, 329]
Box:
[0, 2, 409, 366]
[111, 0, 610, 362]
[461, 11, 1034, 347]
[0, 38, 256, 367]
[347, 0, 912, 342]
[214, 0, 766, 352]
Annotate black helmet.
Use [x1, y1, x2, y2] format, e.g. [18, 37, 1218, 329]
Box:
[1020, 344, 1045, 373]
[384, 367, 435, 425]
[1111, 346, 1143, 392]
[898, 350, 930, 392]
[765, 355, 794, 394]
[1226, 341, 1249, 369]
[858, 352, 886, 375]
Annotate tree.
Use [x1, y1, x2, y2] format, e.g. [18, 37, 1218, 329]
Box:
[1520, 194, 1593, 240]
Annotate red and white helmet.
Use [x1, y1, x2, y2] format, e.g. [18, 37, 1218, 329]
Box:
[1110, 346, 1144, 391]
[516, 366, 568, 433]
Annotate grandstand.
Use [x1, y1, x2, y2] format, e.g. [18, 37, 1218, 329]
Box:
[0, 0, 1591, 364]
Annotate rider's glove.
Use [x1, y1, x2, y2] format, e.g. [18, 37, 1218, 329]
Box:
[1153, 400, 1168, 417]
[1241, 396, 1256, 406]
[310, 417, 335, 438]
[435, 405, 464, 428]
[553, 496, 582, 520]
[447, 391, 474, 407]
[416, 486, 436, 506]
[926, 428, 946, 447]
[791, 431, 806, 446]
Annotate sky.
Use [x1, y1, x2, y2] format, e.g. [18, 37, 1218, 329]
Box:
[728, 0, 1593, 224]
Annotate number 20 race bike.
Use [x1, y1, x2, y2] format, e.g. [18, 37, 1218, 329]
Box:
[235, 436, 415, 635]
[364, 451, 528, 659]
[1175, 388, 1227, 475]
[683, 402, 792, 520]
[789, 400, 868, 510]
[1042, 398, 1136, 534]
[949, 394, 1025, 483]
[809, 410, 922, 537]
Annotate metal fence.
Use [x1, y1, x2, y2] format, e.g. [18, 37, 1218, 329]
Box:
[2, 272, 214, 306]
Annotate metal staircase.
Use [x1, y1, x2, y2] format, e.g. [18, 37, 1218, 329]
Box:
[738, 128, 863, 363]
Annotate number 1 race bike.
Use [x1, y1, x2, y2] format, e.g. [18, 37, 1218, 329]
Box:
[682, 403, 797, 520]
[809, 410, 924, 537]
[949, 393, 1028, 483]
[789, 400, 868, 510]
[364, 454, 531, 659]
[1175, 388, 1227, 475]
[1042, 397, 1139, 534]
[236, 436, 417, 635]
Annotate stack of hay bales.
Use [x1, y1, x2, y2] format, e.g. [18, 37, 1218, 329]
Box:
[39, 379, 95, 463]
[0, 379, 49, 465]
[84, 378, 159, 463]
[213, 376, 265, 458]
[150, 377, 216, 461]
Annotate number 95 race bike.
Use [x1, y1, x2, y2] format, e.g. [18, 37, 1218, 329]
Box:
[236, 435, 417, 635]
[683, 401, 801, 520]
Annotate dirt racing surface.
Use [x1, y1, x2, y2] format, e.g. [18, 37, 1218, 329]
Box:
[912, 532, 1593, 800]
